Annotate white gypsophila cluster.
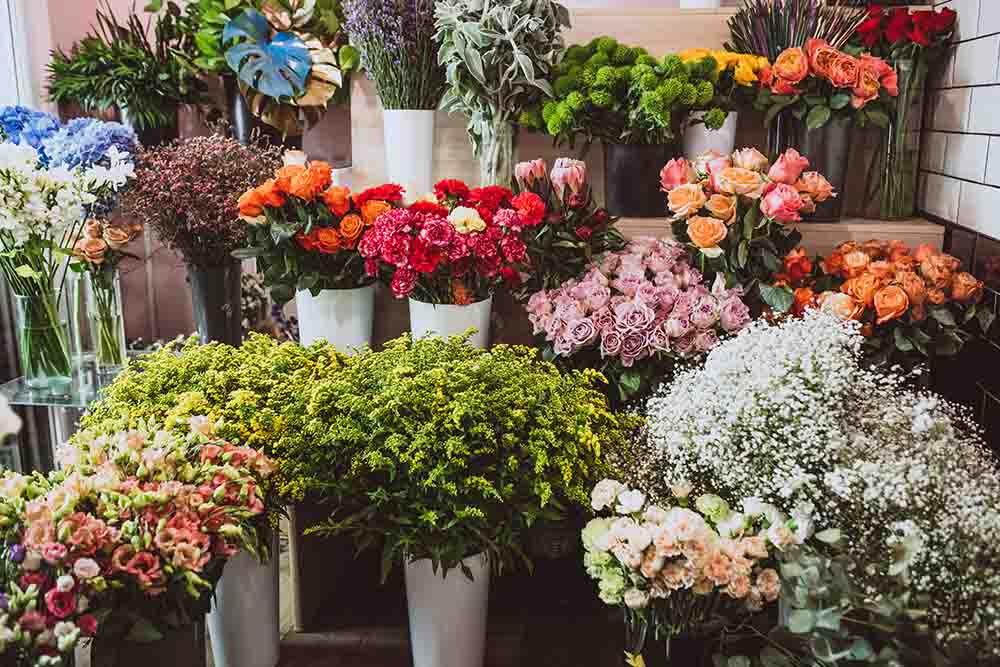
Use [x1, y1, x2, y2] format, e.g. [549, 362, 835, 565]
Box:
[0, 143, 133, 245]
[644, 310, 1000, 655]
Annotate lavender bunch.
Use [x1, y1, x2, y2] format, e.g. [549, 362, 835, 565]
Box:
[343, 0, 445, 109]
[726, 0, 866, 62]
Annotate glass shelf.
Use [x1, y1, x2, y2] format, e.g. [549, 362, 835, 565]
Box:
[0, 369, 113, 409]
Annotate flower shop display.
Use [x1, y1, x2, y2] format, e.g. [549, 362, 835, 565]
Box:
[46, 2, 206, 146]
[283, 334, 632, 667]
[643, 311, 1000, 658]
[854, 6, 957, 219]
[358, 180, 527, 347]
[237, 162, 403, 350]
[512, 157, 626, 298]
[433, 0, 570, 188]
[752, 40, 898, 220]
[770, 240, 992, 370]
[0, 140, 133, 393]
[222, 2, 358, 138]
[526, 237, 750, 406]
[583, 480, 833, 664]
[121, 134, 284, 345]
[344, 0, 445, 196]
[529, 38, 722, 217]
[663, 146, 834, 313]
[677, 49, 770, 158]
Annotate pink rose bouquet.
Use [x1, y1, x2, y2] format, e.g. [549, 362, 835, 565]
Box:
[662, 147, 836, 314]
[512, 157, 626, 299]
[525, 237, 749, 405]
[0, 417, 276, 655]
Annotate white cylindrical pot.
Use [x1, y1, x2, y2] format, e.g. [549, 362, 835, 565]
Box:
[405, 553, 490, 667]
[680, 0, 721, 8]
[383, 110, 436, 198]
[408, 297, 492, 349]
[683, 111, 738, 159]
[207, 538, 280, 667]
[296, 285, 375, 353]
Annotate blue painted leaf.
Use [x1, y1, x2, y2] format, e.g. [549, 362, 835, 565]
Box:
[223, 9, 311, 100]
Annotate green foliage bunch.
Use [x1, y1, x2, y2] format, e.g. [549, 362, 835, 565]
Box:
[291, 333, 634, 578]
[526, 37, 718, 146]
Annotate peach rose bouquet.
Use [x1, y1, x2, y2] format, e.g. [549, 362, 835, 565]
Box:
[237, 159, 404, 305]
[663, 146, 835, 313]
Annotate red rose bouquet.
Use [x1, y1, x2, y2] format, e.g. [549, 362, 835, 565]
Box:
[237, 160, 404, 304]
[855, 6, 956, 58]
[512, 157, 626, 299]
[358, 180, 532, 304]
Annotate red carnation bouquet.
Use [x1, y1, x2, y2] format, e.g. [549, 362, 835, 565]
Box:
[855, 5, 956, 57]
[358, 180, 537, 304]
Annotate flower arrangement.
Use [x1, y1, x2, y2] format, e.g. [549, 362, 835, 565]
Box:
[677, 49, 771, 130]
[726, 0, 868, 62]
[855, 6, 957, 59]
[771, 240, 992, 369]
[513, 157, 625, 298]
[343, 0, 444, 110]
[434, 0, 569, 187]
[642, 311, 1000, 656]
[583, 479, 830, 659]
[527, 38, 722, 146]
[0, 107, 61, 165]
[358, 180, 529, 303]
[223, 3, 359, 136]
[236, 161, 398, 303]
[663, 147, 834, 312]
[122, 133, 284, 267]
[282, 333, 634, 577]
[525, 238, 749, 405]
[754, 39, 898, 130]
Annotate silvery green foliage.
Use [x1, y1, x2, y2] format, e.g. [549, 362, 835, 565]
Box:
[434, 0, 570, 155]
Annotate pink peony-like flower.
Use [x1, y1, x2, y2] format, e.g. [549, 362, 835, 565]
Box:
[78, 614, 98, 637]
[760, 183, 805, 223]
[659, 158, 696, 192]
[664, 316, 692, 339]
[600, 330, 623, 357]
[720, 297, 750, 332]
[768, 149, 810, 185]
[390, 268, 417, 298]
[19, 610, 47, 632]
[690, 295, 720, 329]
[693, 329, 719, 353]
[731, 148, 769, 172]
[126, 551, 164, 590]
[756, 568, 781, 602]
[73, 558, 101, 580]
[45, 588, 76, 620]
[41, 543, 67, 565]
[614, 301, 656, 333]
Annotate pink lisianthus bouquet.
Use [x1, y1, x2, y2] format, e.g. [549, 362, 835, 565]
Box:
[359, 180, 534, 304]
[0, 417, 276, 654]
[512, 157, 626, 299]
[525, 237, 749, 405]
[663, 147, 836, 314]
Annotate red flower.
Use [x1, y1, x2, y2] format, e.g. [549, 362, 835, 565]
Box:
[929, 7, 956, 34]
[78, 614, 98, 637]
[434, 179, 470, 203]
[390, 268, 417, 298]
[408, 200, 450, 217]
[576, 226, 594, 240]
[466, 186, 514, 213]
[295, 230, 318, 252]
[856, 13, 884, 48]
[355, 184, 405, 208]
[501, 266, 522, 288]
[364, 258, 379, 277]
[886, 8, 912, 44]
[409, 238, 443, 274]
[45, 588, 76, 620]
[511, 191, 546, 227]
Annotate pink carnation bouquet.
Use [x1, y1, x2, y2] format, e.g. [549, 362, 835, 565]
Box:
[661, 147, 836, 314]
[525, 237, 749, 405]
[0, 417, 276, 658]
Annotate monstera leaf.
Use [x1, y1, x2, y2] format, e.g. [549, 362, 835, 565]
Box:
[224, 9, 311, 99]
[262, 0, 316, 31]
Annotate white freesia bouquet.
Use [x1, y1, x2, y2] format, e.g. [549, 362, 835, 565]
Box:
[644, 310, 1000, 656]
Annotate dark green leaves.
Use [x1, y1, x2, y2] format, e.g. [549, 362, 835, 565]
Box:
[806, 104, 831, 130]
[759, 283, 795, 313]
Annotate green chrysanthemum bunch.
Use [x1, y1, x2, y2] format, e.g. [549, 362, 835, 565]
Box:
[526, 36, 721, 145]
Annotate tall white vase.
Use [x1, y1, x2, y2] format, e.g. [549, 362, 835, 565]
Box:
[679, 0, 721, 8]
[207, 537, 280, 667]
[408, 297, 492, 349]
[383, 110, 435, 198]
[405, 553, 490, 667]
[296, 285, 375, 352]
[683, 111, 738, 159]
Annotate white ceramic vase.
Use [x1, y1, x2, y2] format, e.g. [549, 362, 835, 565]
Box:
[683, 111, 738, 159]
[296, 285, 375, 353]
[405, 553, 490, 667]
[408, 297, 492, 349]
[206, 536, 280, 667]
[383, 109, 435, 198]
[679, 0, 721, 8]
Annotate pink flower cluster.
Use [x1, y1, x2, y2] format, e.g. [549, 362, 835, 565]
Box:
[525, 238, 750, 367]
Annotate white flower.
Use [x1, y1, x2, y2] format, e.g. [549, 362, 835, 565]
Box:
[447, 206, 486, 234]
[615, 489, 646, 515]
[717, 512, 747, 538]
[623, 588, 650, 609]
[591, 479, 625, 511]
[671, 482, 693, 499]
[56, 575, 75, 592]
[73, 558, 100, 580]
[642, 505, 669, 525]
[0, 395, 21, 438]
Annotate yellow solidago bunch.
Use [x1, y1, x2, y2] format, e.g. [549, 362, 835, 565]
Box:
[679, 48, 769, 87]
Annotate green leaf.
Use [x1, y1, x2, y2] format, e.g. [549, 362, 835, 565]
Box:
[893, 328, 914, 352]
[144, 0, 163, 11]
[806, 105, 831, 130]
[759, 284, 795, 313]
[339, 44, 360, 72]
[737, 240, 749, 268]
[929, 306, 957, 327]
[829, 93, 851, 110]
[788, 609, 816, 634]
[618, 371, 642, 397]
[815, 528, 841, 544]
[125, 617, 164, 643]
[866, 109, 890, 128]
[14, 265, 40, 280]
[742, 205, 759, 239]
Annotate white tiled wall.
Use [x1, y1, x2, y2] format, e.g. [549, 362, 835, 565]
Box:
[922, 0, 1000, 240]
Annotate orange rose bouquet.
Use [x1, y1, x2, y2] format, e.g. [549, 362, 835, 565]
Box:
[770, 240, 994, 368]
[664, 146, 835, 313]
[236, 161, 404, 304]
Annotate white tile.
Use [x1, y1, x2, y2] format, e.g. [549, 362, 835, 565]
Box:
[952, 35, 1000, 86]
[985, 137, 1000, 186]
[967, 86, 1000, 133]
[949, 0, 981, 41]
[932, 87, 972, 131]
[922, 131, 949, 172]
[944, 133, 989, 181]
[980, 0, 1000, 36]
[920, 172, 962, 222]
[958, 181, 1000, 235]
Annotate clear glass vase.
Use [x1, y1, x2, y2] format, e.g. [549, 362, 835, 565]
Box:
[479, 120, 516, 189]
[878, 58, 927, 219]
[83, 267, 127, 377]
[13, 289, 74, 394]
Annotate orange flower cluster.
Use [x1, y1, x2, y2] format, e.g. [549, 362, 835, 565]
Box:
[237, 161, 335, 221]
[810, 240, 983, 326]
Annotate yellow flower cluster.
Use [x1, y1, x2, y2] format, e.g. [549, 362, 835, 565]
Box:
[678, 49, 770, 86]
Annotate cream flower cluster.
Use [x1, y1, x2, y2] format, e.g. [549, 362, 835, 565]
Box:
[644, 310, 1000, 654]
